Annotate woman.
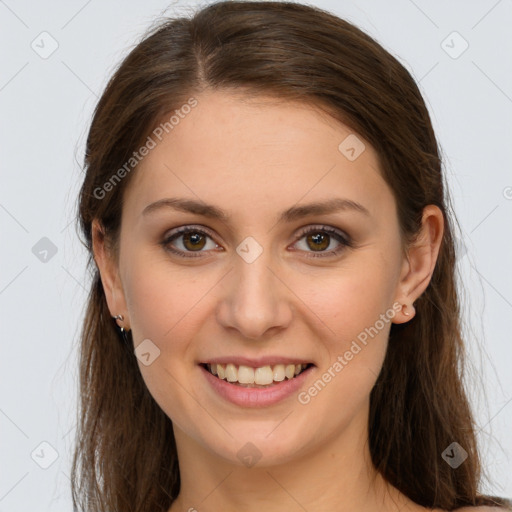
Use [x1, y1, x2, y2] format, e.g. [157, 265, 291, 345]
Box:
[71, 1, 512, 511]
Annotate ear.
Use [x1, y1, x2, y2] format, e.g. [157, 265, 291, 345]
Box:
[392, 205, 444, 324]
[91, 218, 130, 330]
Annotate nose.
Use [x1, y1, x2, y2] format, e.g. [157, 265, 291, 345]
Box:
[215, 247, 293, 340]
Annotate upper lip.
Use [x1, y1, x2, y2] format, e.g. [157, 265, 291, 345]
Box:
[200, 356, 315, 367]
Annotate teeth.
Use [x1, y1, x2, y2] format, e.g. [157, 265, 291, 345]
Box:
[285, 364, 296, 379]
[273, 364, 285, 382]
[254, 365, 273, 385]
[225, 363, 237, 382]
[206, 362, 307, 385]
[238, 365, 255, 384]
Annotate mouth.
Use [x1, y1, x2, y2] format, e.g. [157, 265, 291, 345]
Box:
[200, 362, 313, 388]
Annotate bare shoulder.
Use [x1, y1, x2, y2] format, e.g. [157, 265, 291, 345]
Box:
[454, 507, 511, 512]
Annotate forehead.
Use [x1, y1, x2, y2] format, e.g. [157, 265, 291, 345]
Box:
[123, 90, 392, 223]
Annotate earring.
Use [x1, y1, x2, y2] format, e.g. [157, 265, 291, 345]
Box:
[402, 303, 415, 317]
[112, 314, 130, 343]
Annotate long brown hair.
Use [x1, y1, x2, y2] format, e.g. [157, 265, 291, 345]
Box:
[72, 1, 511, 511]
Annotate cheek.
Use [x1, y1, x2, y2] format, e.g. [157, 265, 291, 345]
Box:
[293, 267, 394, 441]
[293, 248, 398, 416]
[122, 247, 209, 346]
[302, 252, 397, 347]
[121, 253, 210, 428]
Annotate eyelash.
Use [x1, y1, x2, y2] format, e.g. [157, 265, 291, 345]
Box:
[161, 225, 353, 259]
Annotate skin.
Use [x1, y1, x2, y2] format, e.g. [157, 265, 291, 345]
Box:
[92, 89, 457, 511]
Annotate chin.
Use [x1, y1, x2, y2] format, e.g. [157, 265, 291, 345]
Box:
[197, 418, 317, 468]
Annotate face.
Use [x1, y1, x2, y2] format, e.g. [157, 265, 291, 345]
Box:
[104, 89, 411, 466]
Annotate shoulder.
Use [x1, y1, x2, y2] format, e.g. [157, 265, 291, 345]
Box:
[454, 507, 511, 512]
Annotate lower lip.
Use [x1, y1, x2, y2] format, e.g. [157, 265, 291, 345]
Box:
[200, 365, 314, 408]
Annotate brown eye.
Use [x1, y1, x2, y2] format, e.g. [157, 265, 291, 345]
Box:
[161, 226, 219, 258]
[161, 224, 352, 259]
[181, 232, 207, 251]
[305, 232, 330, 251]
[293, 225, 352, 258]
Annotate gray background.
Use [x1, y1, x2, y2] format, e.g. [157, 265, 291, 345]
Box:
[1, 0, 511, 510]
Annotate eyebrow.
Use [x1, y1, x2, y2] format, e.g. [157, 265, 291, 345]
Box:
[141, 197, 370, 223]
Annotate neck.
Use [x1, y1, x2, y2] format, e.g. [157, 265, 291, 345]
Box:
[168, 406, 423, 512]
